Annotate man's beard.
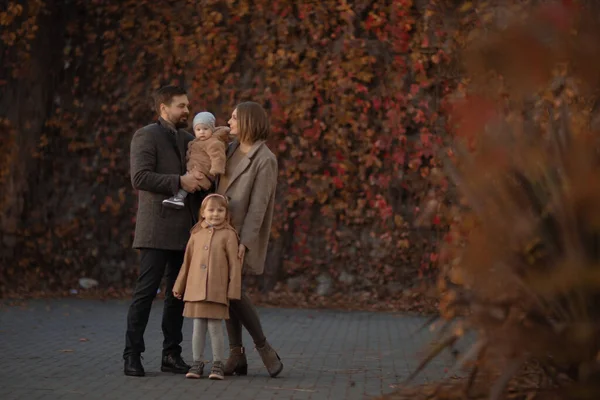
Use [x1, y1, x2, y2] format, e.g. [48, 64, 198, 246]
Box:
[175, 119, 187, 129]
[174, 115, 188, 129]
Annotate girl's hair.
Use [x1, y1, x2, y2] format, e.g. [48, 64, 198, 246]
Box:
[199, 194, 230, 221]
[236, 101, 270, 144]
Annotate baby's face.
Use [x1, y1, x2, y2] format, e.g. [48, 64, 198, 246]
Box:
[194, 123, 213, 140]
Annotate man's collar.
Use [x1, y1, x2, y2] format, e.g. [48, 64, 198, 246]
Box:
[158, 117, 177, 134]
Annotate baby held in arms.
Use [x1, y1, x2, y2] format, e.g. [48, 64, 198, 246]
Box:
[163, 112, 230, 209]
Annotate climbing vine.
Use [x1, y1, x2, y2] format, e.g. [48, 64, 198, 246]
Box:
[1, 0, 489, 298]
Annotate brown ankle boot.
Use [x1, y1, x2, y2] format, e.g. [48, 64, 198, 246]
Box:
[256, 342, 283, 377]
[223, 346, 247, 376]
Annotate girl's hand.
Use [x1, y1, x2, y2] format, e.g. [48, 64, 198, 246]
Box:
[237, 244, 246, 260]
[173, 290, 183, 300]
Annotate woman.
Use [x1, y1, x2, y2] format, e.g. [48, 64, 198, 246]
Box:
[216, 101, 283, 377]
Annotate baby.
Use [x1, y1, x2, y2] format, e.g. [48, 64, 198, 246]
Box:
[163, 112, 230, 209]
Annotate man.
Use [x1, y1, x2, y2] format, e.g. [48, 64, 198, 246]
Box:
[123, 85, 208, 377]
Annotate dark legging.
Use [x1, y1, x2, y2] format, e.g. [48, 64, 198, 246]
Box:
[226, 291, 266, 349]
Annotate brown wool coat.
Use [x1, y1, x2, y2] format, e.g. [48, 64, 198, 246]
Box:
[130, 118, 208, 250]
[186, 127, 230, 187]
[217, 140, 278, 276]
[173, 220, 242, 304]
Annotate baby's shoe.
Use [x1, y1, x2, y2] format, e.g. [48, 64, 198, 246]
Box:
[162, 193, 185, 209]
[185, 361, 204, 379]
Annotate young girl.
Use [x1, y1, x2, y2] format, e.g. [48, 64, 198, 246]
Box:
[163, 112, 230, 209]
[173, 194, 242, 380]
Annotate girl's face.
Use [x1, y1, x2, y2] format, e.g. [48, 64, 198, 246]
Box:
[194, 123, 213, 140]
[201, 199, 227, 225]
[228, 108, 239, 136]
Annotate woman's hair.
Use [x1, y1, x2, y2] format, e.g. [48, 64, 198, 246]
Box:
[199, 194, 230, 221]
[236, 101, 270, 144]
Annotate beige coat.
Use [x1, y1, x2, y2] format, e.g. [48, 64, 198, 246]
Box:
[173, 220, 242, 304]
[217, 140, 278, 276]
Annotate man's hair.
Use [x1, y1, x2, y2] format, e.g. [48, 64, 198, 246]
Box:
[153, 85, 187, 114]
[236, 101, 270, 144]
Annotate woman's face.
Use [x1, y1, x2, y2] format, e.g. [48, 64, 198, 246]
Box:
[228, 108, 239, 137]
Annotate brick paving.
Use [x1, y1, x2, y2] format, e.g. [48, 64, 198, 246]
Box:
[0, 299, 452, 400]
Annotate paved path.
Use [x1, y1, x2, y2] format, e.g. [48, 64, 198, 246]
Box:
[0, 299, 450, 400]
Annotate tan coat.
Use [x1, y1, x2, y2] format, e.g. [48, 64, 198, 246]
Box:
[173, 220, 242, 304]
[217, 140, 278, 276]
[186, 127, 229, 189]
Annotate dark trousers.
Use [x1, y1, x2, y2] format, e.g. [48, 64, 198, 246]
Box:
[226, 287, 267, 349]
[123, 249, 185, 358]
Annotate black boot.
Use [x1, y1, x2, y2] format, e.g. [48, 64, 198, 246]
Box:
[124, 354, 145, 377]
[161, 353, 190, 374]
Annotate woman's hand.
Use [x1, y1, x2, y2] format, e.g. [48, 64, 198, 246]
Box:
[237, 244, 246, 260]
[173, 290, 183, 300]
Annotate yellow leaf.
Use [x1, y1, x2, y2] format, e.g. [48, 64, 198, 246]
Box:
[460, 2, 473, 12]
[394, 215, 404, 226]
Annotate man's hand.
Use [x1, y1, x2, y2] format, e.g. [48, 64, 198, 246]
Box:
[180, 173, 201, 192]
[173, 290, 183, 300]
[191, 169, 206, 181]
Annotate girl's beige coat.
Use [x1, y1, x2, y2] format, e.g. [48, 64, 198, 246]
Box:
[173, 220, 242, 304]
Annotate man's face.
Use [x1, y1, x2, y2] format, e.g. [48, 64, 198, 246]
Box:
[161, 95, 190, 129]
